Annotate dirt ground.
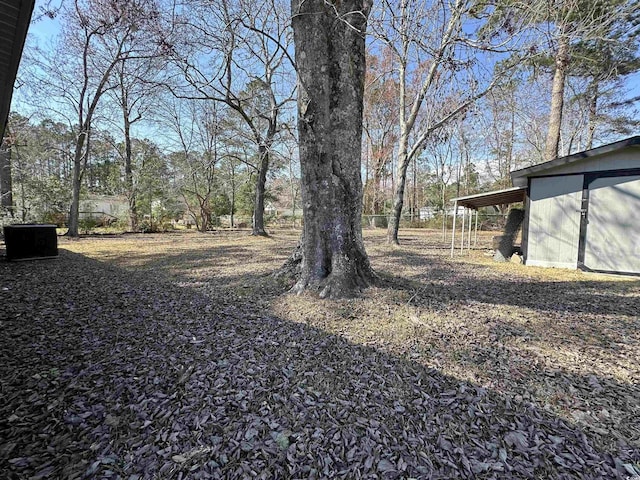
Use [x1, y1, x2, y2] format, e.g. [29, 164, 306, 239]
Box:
[1, 228, 639, 478]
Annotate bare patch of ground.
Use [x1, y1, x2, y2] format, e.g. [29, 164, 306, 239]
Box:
[1, 229, 638, 478]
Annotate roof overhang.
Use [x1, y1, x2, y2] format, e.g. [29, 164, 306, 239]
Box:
[451, 186, 527, 210]
[511, 136, 640, 186]
[0, 0, 35, 141]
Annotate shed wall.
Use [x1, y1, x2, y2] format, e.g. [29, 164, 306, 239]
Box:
[526, 175, 583, 268]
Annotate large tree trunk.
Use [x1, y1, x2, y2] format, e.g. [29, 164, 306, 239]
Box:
[493, 208, 524, 262]
[252, 146, 269, 236]
[290, 0, 375, 299]
[544, 34, 570, 162]
[0, 142, 14, 216]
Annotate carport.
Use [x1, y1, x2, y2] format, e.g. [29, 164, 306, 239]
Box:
[450, 186, 526, 256]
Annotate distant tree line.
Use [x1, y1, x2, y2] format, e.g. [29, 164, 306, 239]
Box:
[3, 111, 287, 232]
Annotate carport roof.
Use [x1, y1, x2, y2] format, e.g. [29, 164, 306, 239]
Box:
[0, 0, 35, 141]
[451, 186, 526, 210]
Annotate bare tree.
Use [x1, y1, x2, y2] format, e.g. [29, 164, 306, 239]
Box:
[0, 139, 14, 216]
[28, 0, 159, 236]
[362, 48, 399, 223]
[370, 0, 527, 245]
[159, 97, 223, 232]
[483, 82, 521, 189]
[112, 52, 161, 231]
[160, 0, 294, 236]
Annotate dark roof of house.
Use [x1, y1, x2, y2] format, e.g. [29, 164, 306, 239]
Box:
[0, 0, 35, 141]
[510, 136, 640, 183]
[451, 186, 527, 210]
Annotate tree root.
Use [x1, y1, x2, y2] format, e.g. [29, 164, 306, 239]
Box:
[275, 235, 377, 299]
[272, 240, 303, 280]
[290, 263, 377, 300]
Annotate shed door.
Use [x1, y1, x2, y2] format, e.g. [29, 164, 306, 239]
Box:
[526, 175, 583, 268]
[583, 175, 640, 273]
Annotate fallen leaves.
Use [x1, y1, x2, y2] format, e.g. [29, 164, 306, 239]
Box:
[0, 230, 638, 478]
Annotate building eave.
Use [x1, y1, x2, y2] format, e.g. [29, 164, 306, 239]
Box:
[0, 0, 35, 141]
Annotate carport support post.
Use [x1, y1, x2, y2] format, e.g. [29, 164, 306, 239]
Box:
[474, 210, 478, 247]
[450, 200, 458, 257]
[467, 208, 473, 254]
[460, 207, 466, 253]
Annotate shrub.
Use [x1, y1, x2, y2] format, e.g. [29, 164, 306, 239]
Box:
[79, 217, 100, 234]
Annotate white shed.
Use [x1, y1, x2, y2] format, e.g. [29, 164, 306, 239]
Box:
[511, 136, 640, 274]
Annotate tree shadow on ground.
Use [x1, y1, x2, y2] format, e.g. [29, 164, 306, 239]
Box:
[379, 249, 640, 317]
[0, 250, 638, 479]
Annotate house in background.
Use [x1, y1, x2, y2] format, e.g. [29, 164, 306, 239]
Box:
[452, 136, 640, 275]
[79, 195, 129, 223]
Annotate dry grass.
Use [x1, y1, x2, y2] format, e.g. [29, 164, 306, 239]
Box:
[61, 228, 640, 452]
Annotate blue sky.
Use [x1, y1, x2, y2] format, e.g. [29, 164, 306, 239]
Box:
[25, 8, 61, 44]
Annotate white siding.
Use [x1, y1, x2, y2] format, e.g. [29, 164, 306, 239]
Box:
[526, 175, 583, 268]
[584, 175, 640, 273]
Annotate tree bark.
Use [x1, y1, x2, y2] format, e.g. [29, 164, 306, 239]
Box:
[585, 79, 599, 150]
[68, 131, 87, 237]
[290, 0, 375, 299]
[198, 195, 210, 232]
[493, 208, 524, 262]
[119, 71, 139, 233]
[123, 112, 138, 231]
[252, 87, 278, 237]
[544, 33, 570, 162]
[372, 162, 384, 215]
[252, 145, 269, 236]
[0, 142, 14, 216]
[386, 133, 410, 244]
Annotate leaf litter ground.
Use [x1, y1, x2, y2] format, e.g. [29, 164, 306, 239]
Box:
[1, 229, 638, 479]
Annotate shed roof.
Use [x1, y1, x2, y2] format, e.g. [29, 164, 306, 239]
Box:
[511, 136, 640, 185]
[0, 0, 35, 141]
[451, 186, 526, 210]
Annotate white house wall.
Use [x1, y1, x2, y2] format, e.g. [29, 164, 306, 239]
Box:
[79, 195, 128, 220]
[526, 175, 583, 268]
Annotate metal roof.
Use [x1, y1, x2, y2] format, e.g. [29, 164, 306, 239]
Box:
[510, 136, 640, 185]
[451, 186, 526, 210]
[0, 0, 35, 141]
